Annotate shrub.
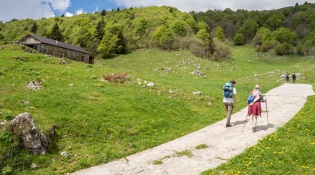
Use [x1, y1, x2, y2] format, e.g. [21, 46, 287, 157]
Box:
[101, 73, 129, 84]
[212, 38, 231, 61]
[234, 34, 245, 45]
[275, 43, 285, 55]
[282, 42, 294, 54]
[180, 37, 205, 58]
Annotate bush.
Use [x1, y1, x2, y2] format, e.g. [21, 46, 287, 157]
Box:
[275, 43, 285, 55]
[101, 73, 129, 84]
[212, 38, 231, 61]
[234, 34, 245, 45]
[282, 42, 294, 54]
[297, 41, 311, 55]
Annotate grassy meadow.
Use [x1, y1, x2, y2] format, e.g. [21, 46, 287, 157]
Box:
[0, 44, 314, 174]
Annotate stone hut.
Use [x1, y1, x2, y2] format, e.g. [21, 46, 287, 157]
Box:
[18, 33, 93, 64]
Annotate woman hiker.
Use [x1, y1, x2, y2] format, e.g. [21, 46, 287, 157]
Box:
[248, 85, 265, 133]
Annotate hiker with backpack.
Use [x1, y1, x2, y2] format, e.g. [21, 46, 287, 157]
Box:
[285, 72, 289, 82]
[292, 72, 297, 84]
[247, 85, 265, 133]
[222, 80, 237, 127]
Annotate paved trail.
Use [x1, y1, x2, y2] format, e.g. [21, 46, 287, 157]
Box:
[71, 83, 314, 175]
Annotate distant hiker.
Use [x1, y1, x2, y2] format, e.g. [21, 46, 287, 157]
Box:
[292, 72, 297, 84]
[285, 72, 289, 82]
[248, 85, 265, 133]
[222, 80, 237, 127]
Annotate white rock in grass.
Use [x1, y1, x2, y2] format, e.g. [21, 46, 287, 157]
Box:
[0, 120, 7, 125]
[147, 82, 154, 87]
[193, 91, 201, 95]
[61, 151, 67, 156]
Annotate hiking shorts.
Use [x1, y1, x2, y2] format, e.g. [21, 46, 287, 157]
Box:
[248, 101, 261, 116]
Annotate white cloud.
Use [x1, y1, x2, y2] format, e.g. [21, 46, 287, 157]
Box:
[0, 0, 55, 22]
[48, 0, 71, 12]
[75, 9, 85, 15]
[65, 12, 74, 17]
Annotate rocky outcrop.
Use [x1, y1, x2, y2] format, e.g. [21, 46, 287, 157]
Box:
[9, 113, 50, 155]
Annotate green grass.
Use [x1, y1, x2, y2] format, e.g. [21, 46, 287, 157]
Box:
[0, 44, 314, 174]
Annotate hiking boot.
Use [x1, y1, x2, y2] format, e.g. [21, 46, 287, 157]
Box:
[252, 127, 256, 133]
[226, 124, 232, 127]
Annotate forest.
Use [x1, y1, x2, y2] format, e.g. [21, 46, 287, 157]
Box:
[0, 2, 315, 59]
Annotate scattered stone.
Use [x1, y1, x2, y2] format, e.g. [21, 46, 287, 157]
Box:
[59, 59, 68, 64]
[0, 46, 4, 50]
[147, 82, 154, 87]
[22, 100, 29, 104]
[193, 91, 201, 96]
[9, 112, 50, 155]
[27, 80, 42, 90]
[31, 163, 40, 169]
[61, 151, 67, 156]
[0, 120, 7, 125]
[190, 70, 207, 78]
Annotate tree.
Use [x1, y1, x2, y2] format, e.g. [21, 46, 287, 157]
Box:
[152, 25, 175, 50]
[101, 10, 107, 16]
[196, 29, 215, 56]
[30, 22, 38, 33]
[233, 33, 244, 45]
[0, 33, 4, 41]
[170, 20, 188, 36]
[215, 26, 225, 41]
[225, 21, 235, 40]
[267, 13, 285, 30]
[47, 23, 63, 41]
[292, 11, 308, 28]
[253, 27, 272, 46]
[95, 19, 105, 41]
[132, 18, 149, 35]
[97, 24, 126, 58]
[238, 18, 258, 41]
[272, 27, 297, 45]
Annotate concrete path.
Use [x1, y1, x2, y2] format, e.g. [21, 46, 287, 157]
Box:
[71, 83, 314, 175]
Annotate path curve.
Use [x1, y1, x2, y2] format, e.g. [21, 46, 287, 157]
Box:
[71, 83, 314, 175]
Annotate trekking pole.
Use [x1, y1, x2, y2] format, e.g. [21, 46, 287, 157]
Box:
[241, 114, 248, 132]
[265, 99, 269, 125]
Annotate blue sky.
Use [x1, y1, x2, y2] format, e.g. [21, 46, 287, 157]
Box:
[1, 0, 315, 22]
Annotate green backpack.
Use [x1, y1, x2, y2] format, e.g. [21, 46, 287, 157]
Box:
[222, 82, 233, 98]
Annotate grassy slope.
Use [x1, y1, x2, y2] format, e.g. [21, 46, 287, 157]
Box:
[0, 44, 314, 174]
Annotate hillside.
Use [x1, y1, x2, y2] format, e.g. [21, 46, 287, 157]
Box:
[1, 3, 315, 61]
[0, 43, 314, 174]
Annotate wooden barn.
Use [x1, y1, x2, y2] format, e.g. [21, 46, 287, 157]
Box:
[18, 33, 93, 64]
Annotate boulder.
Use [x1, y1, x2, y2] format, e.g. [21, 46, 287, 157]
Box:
[9, 113, 50, 155]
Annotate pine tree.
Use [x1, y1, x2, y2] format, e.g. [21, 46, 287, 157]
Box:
[47, 23, 63, 41]
[30, 22, 38, 33]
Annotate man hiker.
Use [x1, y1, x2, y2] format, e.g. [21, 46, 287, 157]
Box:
[292, 72, 297, 84]
[223, 80, 237, 127]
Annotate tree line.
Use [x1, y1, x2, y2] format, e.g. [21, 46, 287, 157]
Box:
[0, 2, 314, 60]
[192, 2, 315, 55]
